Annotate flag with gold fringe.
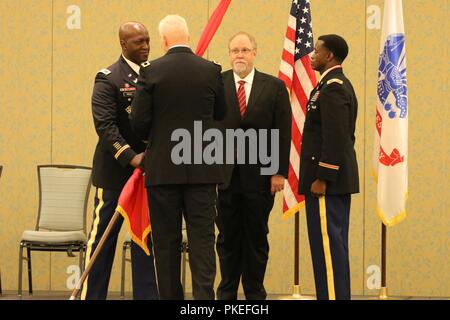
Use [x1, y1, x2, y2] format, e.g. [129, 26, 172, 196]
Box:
[116, 168, 151, 255]
[373, 0, 408, 226]
[279, 0, 317, 219]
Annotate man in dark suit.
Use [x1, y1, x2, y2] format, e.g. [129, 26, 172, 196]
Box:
[215, 32, 292, 300]
[82, 22, 158, 300]
[131, 15, 226, 300]
[298, 34, 359, 300]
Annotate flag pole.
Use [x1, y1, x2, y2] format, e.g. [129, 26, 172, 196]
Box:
[370, 223, 393, 300]
[379, 223, 388, 299]
[69, 210, 121, 300]
[279, 210, 314, 300]
[294, 212, 299, 287]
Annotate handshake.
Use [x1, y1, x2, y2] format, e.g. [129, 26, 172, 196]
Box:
[130, 152, 145, 170]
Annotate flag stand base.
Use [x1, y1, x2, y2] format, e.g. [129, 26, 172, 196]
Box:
[278, 285, 315, 300]
[369, 287, 399, 300]
[379, 287, 388, 299]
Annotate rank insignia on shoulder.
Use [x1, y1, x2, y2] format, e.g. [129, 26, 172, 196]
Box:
[99, 68, 111, 75]
[141, 61, 151, 68]
[327, 78, 343, 85]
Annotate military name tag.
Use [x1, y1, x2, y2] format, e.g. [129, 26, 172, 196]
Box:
[123, 91, 134, 97]
[120, 83, 136, 97]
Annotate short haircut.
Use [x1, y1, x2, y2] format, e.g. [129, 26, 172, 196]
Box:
[318, 34, 349, 63]
[158, 14, 189, 38]
[118, 21, 147, 41]
[228, 31, 258, 50]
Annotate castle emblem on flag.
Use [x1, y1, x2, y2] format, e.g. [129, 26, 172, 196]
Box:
[377, 34, 408, 120]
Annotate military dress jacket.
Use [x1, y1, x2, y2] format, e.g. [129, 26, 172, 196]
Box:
[91, 56, 146, 190]
[298, 67, 359, 195]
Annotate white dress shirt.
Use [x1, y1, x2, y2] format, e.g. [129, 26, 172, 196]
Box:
[319, 64, 342, 83]
[122, 54, 141, 75]
[168, 44, 191, 50]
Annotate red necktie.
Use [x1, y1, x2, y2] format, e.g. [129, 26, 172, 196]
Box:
[237, 80, 247, 118]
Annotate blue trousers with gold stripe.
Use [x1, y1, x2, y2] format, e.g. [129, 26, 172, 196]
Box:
[81, 188, 158, 300]
[305, 194, 351, 300]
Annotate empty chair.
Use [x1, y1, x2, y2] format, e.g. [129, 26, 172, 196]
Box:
[18, 165, 91, 296]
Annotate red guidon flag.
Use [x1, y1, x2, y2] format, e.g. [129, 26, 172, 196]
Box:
[117, 1, 232, 255]
[195, 0, 232, 56]
[116, 168, 151, 255]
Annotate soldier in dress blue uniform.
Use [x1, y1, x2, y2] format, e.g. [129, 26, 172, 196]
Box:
[81, 22, 158, 300]
[298, 34, 359, 300]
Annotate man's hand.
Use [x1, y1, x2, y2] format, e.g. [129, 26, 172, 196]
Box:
[271, 175, 285, 195]
[130, 152, 145, 169]
[311, 179, 327, 197]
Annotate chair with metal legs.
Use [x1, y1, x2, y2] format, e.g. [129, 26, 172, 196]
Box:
[120, 234, 132, 299]
[119, 219, 189, 299]
[17, 165, 91, 297]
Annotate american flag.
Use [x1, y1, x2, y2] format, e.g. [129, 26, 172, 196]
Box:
[279, 0, 317, 218]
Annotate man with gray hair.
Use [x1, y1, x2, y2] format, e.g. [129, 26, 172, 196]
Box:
[131, 14, 226, 300]
[215, 31, 292, 300]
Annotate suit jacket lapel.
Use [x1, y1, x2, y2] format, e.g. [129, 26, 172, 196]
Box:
[224, 71, 240, 116]
[244, 70, 266, 119]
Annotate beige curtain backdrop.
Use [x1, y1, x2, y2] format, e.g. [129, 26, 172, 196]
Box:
[0, 0, 448, 297]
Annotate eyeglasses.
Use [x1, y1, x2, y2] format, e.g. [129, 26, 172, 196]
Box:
[229, 48, 254, 55]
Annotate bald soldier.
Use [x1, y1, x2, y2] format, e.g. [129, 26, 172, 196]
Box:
[82, 22, 158, 300]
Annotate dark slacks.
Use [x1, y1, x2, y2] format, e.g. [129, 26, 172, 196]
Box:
[305, 194, 351, 300]
[81, 188, 158, 300]
[216, 169, 275, 300]
[147, 184, 217, 300]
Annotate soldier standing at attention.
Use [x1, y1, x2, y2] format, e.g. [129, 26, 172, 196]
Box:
[298, 34, 359, 300]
